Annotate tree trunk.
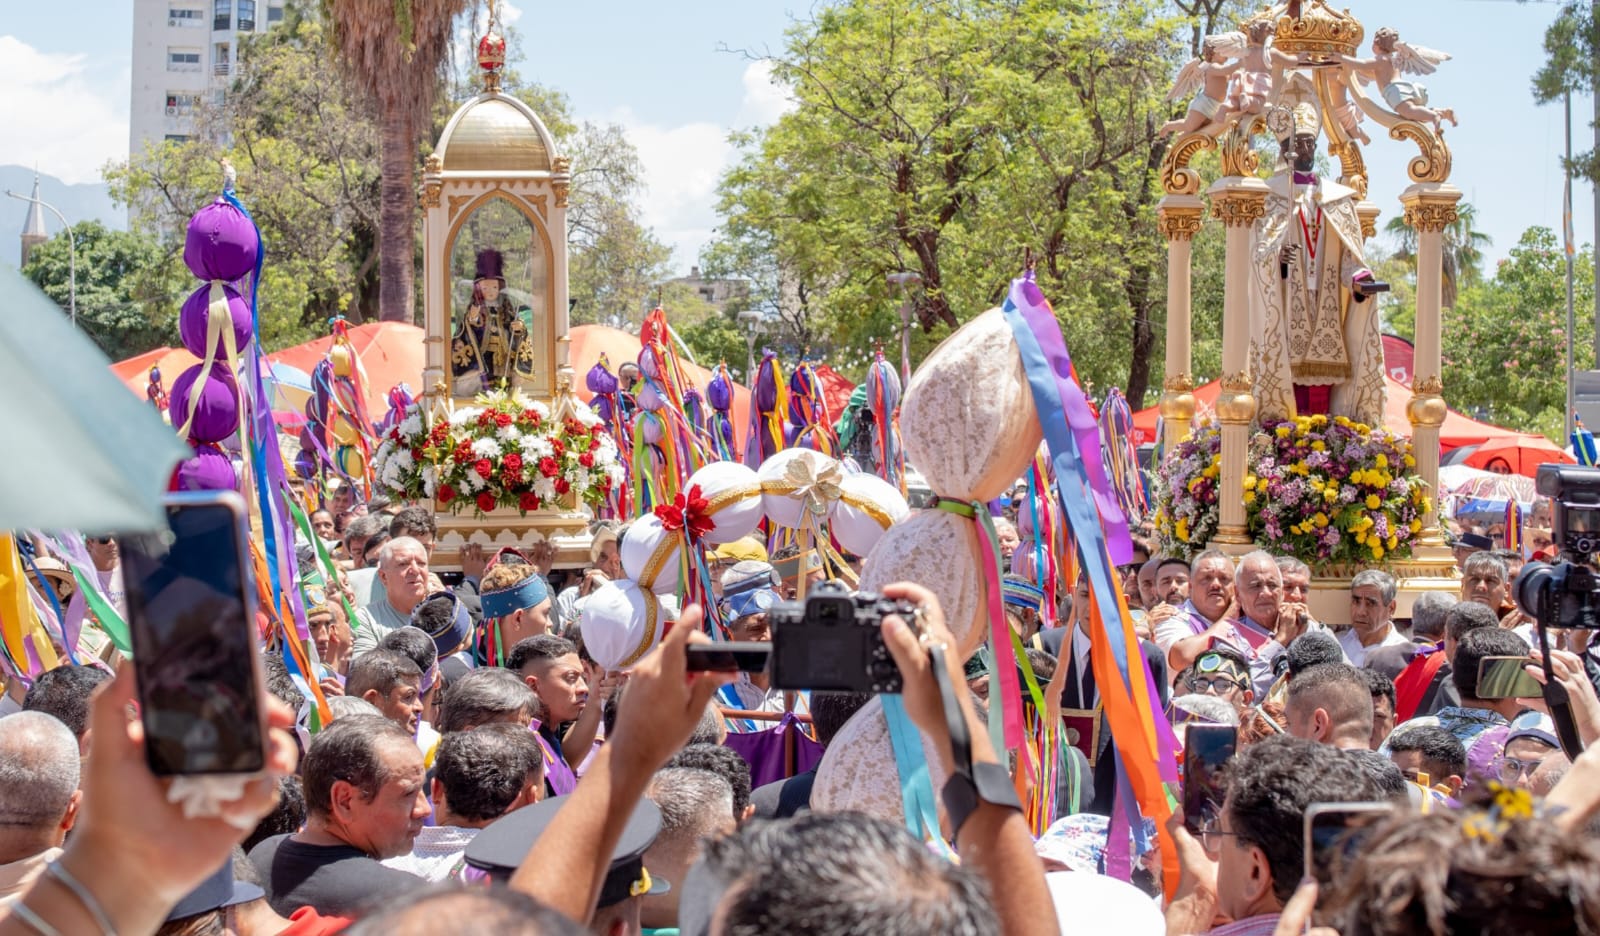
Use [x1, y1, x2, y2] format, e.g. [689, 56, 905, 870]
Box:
[378, 103, 416, 323]
[1124, 128, 1169, 408]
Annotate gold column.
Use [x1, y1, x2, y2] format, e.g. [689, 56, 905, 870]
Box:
[1208, 178, 1269, 550]
[1157, 194, 1205, 453]
[1401, 182, 1462, 548]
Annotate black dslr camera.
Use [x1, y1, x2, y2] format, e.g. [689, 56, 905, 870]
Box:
[769, 581, 918, 693]
[1514, 464, 1600, 631]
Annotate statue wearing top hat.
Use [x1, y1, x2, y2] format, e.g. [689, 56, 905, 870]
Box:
[1249, 92, 1389, 426]
[451, 248, 536, 396]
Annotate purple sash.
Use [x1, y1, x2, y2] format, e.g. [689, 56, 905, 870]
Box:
[530, 720, 579, 795]
[722, 713, 824, 789]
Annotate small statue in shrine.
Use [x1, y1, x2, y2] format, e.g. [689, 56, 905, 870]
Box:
[451, 248, 535, 395]
[1228, 19, 1295, 117]
[1339, 27, 1456, 132]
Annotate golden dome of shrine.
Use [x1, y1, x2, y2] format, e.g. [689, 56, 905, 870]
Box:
[435, 94, 556, 174]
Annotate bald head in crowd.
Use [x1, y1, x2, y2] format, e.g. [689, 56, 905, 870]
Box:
[1285, 663, 1375, 751]
[0, 712, 83, 874]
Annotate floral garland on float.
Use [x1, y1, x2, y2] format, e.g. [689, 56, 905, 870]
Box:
[1154, 414, 1433, 568]
[370, 389, 624, 517]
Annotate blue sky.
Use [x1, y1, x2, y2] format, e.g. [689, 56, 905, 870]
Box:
[0, 0, 1594, 272]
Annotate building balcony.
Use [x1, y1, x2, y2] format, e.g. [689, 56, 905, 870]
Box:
[212, 62, 240, 78]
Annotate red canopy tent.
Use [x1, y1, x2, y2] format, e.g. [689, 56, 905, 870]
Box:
[810, 364, 856, 425]
[1130, 375, 1513, 451]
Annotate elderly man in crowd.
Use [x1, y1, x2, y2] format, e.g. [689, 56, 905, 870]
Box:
[641, 767, 737, 932]
[351, 537, 433, 654]
[1460, 551, 1510, 613]
[249, 716, 429, 916]
[1341, 569, 1411, 667]
[1274, 556, 1312, 606]
[384, 725, 544, 882]
[341, 514, 386, 570]
[0, 713, 81, 907]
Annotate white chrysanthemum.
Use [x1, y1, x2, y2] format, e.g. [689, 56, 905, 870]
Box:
[421, 465, 438, 498]
[448, 407, 481, 427]
[399, 412, 423, 438]
[528, 400, 550, 419]
[533, 476, 557, 500]
[496, 423, 521, 443]
[393, 449, 415, 473]
[573, 468, 592, 491]
[569, 406, 600, 428]
[471, 438, 503, 459]
[523, 436, 554, 459]
[463, 471, 486, 493]
[607, 464, 625, 486]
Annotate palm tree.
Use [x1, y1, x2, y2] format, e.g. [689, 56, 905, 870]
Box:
[1383, 201, 1491, 308]
[324, 0, 466, 322]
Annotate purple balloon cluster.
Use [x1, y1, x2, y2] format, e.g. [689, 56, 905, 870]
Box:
[169, 196, 261, 492]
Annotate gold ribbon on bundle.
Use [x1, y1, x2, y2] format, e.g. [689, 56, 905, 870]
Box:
[618, 589, 663, 669]
[638, 482, 764, 591]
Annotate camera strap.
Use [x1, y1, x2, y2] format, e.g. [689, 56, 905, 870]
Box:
[929, 643, 976, 781]
[1536, 621, 1587, 758]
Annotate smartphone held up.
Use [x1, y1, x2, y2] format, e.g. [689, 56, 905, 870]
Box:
[118, 491, 268, 776]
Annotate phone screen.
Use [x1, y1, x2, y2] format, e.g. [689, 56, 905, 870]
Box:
[120, 494, 265, 775]
[686, 641, 772, 674]
[1477, 656, 1542, 699]
[1304, 803, 1393, 887]
[1182, 723, 1237, 836]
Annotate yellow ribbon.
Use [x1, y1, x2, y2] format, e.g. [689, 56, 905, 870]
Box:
[176, 280, 242, 442]
[0, 535, 60, 674]
[619, 590, 663, 669]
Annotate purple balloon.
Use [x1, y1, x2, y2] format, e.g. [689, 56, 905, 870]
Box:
[639, 347, 661, 379]
[754, 352, 780, 414]
[172, 445, 237, 492]
[591, 396, 615, 423]
[298, 426, 317, 451]
[586, 362, 618, 395]
[184, 197, 261, 282]
[294, 448, 319, 481]
[640, 412, 664, 445]
[168, 363, 240, 444]
[179, 282, 254, 359]
[638, 382, 665, 412]
[706, 370, 732, 412]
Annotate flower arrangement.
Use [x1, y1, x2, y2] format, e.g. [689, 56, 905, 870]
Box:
[1154, 415, 1433, 568]
[1151, 420, 1224, 560]
[371, 390, 623, 517]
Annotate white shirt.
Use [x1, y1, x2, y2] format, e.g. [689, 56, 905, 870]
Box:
[1339, 624, 1410, 668]
[382, 826, 479, 882]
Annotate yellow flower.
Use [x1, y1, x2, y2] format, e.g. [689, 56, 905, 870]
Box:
[1243, 474, 1258, 491]
[1409, 519, 1422, 533]
[1387, 535, 1399, 550]
[1203, 465, 1219, 480]
[1276, 426, 1292, 438]
[1244, 491, 1257, 506]
[1256, 477, 1269, 493]
[1404, 454, 1416, 467]
[1314, 512, 1330, 528]
[1175, 519, 1190, 542]
[1355, 422, 1371, 433]
[1290, 523, 1302, 535]
[1188, 478, 1202, 493]
[1312, 415, 1329, 427]
[1372, 543, 1385, 560]
[1375, 454, 1388, 469]
[1366, 494, 1382, 510]
[1311, 441, 1327, 452]
[1355, 530, 1367, 544]
[1324, 487, 1338, 503]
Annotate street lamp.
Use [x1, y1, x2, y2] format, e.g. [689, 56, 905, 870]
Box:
[737, 309, 763, 381]
[886, 271, 922, 384]
[7, 188, 76, 326]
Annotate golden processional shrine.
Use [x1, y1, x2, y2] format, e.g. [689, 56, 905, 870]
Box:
[1155, 1, 1461, 623]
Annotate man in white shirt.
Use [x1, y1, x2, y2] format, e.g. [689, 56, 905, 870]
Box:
[383, 724, 543, 881]
[352, 537, 433, 655]
[1340, 569, 1411, 667]
[716, 561, 808, 728]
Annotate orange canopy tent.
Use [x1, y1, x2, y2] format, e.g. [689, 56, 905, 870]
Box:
[810, 364, 856, 425]
[567, 325, 752, 449]
[1130, 375, 1513, 451]
[1464, 433, 1575, 477]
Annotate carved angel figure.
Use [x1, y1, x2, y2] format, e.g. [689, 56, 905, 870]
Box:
[1340, 27, 1457, 131]
[1161, 32, 1247, 137]
[1230, 19, 1296, 115]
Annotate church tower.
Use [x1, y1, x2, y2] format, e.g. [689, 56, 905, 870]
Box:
[19, 175, 48, 267]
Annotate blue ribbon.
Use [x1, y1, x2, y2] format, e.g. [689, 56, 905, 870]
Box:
[882, 695, 943, 844]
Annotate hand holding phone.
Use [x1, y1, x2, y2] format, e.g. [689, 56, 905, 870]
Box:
[1182, 724, 1238, 837]
[1304, 802, 1394, 887]
[684, 642, 772, 674]
[1478, 655, 1543, 700]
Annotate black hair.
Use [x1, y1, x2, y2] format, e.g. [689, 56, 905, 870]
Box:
[1361, 666, 1397, 712]
[434, 724, 543, 823]
[1453, 628, 1532, 699]
[388, 505, 438, 540]
[22, 664, 111, 739]
[380, 625, 439, 674]
[811, 692, 871, 748]
[1446, 600, 1501, 643]
[1224, 736, 1384, 904]
[1386, 725, 1467, 779]
[1156, 556, 1191, 575]
[666, 743, 753, 819]
[1285, 631, 1345, 677]
[301, 715, 414, 817]
[260, 653, 306, 714]
[243, 775, 306, 853]
[344, 649, 422, 701]
[506, 635, 577, 673]
[705, 812, 996, 936]
[342, 882, 584, 936]
[1343, 748, 1409, 799]
[436, 668, 537, 734]
[1287, 663, 1373, 743]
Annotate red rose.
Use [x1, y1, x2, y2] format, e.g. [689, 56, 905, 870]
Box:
[551, 439, 565, 458]
[521, 408, 542, 427]
[502, 453, 524, 474]
[519, 492, 542, 512]
[579, 452, 595, 468]
[475, 459, 494, 480]
[410, 447, 424, 461]
[476, 492, 497, 512]
[589, 436, 602, 451]
[477, 410, 496, 427]
[494, 412, 513, 428]
[554, 478, 571, 495]
[539, 457, 559, 478]
[438, 485, 456, 504]
[452, 441, 473, 464]
[389, 428, 402, 442]
[430, 424, 449, 443]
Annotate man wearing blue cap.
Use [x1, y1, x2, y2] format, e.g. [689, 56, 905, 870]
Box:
[715, 561, 808, 731]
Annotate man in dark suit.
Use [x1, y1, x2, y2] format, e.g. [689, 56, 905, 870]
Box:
[1038, 575, 1169, 816]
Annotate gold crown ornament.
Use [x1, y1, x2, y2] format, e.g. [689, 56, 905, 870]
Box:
[1273, 0, 1364, 61]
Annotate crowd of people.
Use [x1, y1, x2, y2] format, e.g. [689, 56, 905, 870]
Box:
[4, 474, 1600, 936]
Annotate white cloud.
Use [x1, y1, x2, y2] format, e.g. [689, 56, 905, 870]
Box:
[736, 60, 795, 127]
[0, 37, 129, 185]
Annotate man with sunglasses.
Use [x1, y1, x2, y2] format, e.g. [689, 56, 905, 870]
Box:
[84, 536, 124, 617]
[715, 561, 808, 731]
[1185, 646, 1255, 711]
